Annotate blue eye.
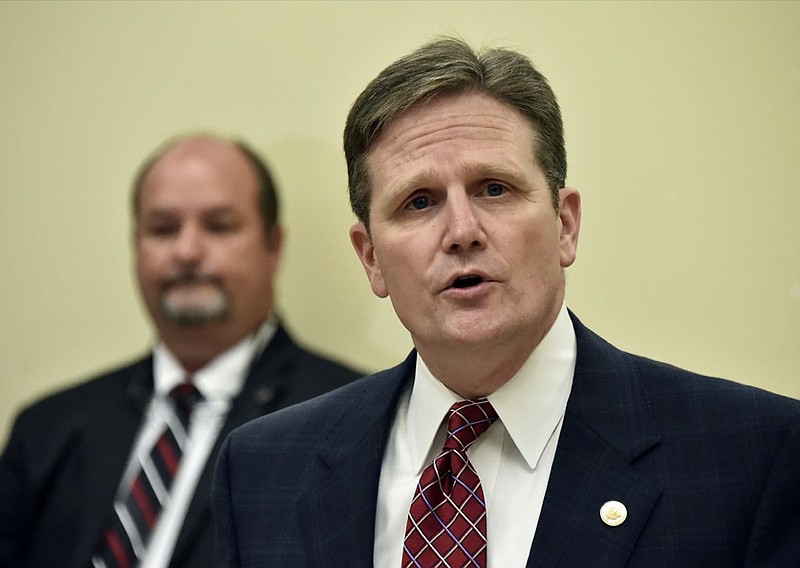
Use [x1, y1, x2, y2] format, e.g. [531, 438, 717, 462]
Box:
[410, 195, 430, 210]
[486, 183, 506, 197]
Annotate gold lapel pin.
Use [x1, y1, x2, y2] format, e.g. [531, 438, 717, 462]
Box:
[600, 500, 627, 527]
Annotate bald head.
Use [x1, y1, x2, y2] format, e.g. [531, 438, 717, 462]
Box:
[133, 135, 279, 233]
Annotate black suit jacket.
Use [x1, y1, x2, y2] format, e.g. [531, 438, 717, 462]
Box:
[213, 314, 800, 567]
[0, 325, 362, 568]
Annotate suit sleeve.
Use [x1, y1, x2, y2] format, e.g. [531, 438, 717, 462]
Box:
[0, 411, 36, 567]
[743, 412, 800, 566]
[212, 434, 241, 568]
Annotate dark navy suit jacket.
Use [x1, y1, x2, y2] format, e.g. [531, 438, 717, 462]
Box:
[0, 325, 362, 568]
[213, 314, 800, 567]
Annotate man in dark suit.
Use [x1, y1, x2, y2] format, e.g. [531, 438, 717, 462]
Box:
[212, 38, 800, 567]
[0, 134, 362, 568]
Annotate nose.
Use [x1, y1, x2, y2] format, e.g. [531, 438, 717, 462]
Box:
[172, 224, 205, 264]
[442, 191, 486, 253]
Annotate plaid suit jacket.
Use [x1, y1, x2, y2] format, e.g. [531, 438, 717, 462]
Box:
[213, 313, 800, 567]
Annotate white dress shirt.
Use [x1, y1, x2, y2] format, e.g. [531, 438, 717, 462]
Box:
[374, 305, 576, 567]
[114, 319, 276, 568]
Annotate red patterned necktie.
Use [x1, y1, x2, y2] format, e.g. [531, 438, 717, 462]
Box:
[403, 398, 499, 568]
[92, 382, 202, 568]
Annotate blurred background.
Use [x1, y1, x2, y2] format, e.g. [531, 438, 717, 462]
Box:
[2, 0, 798, 442]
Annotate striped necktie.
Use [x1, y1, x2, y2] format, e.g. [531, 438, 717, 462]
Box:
[403, 398, 499, 567]
[92, 382, 202, 568]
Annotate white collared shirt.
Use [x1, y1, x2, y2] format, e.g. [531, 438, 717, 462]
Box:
[374, 305, 576, 567]
[115, 319, 276, 568]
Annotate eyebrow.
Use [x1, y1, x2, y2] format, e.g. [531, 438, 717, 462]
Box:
[462, 162, 529, 185]
[140, 204, 239, 217]
[390, 161, 528, 196]
[390, 167, 439, 196]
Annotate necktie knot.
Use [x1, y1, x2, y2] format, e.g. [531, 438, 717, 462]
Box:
[443, 398, 498, 453]
[169, 382, 203, 424]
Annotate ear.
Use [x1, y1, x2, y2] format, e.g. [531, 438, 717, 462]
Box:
[263, 224, 283, 275]
[349, 222, 389, 298]
[557, 187, 581, 268]
[263, 223, 283, 251]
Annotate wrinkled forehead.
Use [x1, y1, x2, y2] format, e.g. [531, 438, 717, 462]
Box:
[366, 92, 538, 174]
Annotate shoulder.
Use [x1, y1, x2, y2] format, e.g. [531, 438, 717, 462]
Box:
[255, 325, 364, 385]
[227, 356, 412, 454]
[633, 353, 800, 430]
[572, 312, 800, 437]
[232, 370, 391, 442]
[6, 355, 150, 441]
[573, 311, 798, 407]
[287, 343, 365, 382]
[241, 325, 365, 411]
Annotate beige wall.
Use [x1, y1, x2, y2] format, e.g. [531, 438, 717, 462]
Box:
[2, 1, 798, 442]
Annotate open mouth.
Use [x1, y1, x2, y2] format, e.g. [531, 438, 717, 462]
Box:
[451, 274, 484, 289]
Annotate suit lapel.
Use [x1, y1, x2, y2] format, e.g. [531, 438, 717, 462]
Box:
[75, 357, 153, 565]
[296, 354, 416, 567]
[296, 417, 391, 567]
[528, 315, 663, 567]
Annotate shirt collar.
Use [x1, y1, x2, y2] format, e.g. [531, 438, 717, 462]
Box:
[153, 316, 278, 403]
[407, 304, 576, 472]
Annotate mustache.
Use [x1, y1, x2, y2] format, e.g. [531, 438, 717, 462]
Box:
[161, 269, 224, 290]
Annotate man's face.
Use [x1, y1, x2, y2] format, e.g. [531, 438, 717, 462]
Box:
[350, 92, 580, 361]
[135, 138, 281, 341]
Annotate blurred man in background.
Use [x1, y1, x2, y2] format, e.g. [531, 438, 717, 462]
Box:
[0, 134, 362, 567]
